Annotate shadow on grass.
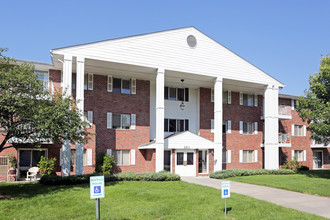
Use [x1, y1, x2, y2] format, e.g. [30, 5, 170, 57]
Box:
[297, 170, 330, 179]
[0, 181, 118, 200]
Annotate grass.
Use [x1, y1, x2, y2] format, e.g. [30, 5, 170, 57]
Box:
[0, 181, 326, 219]
[228, 170, 330, 197]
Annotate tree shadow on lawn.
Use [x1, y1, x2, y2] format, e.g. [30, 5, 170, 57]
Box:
[297, 170, 330, 179]
[0, 181, 118, 200]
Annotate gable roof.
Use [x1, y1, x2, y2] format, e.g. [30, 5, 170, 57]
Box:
[51, 27, 284, 87]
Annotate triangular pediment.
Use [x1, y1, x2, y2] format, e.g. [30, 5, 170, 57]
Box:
[51, 27, 284, 87]
[165, 131, 214, 149]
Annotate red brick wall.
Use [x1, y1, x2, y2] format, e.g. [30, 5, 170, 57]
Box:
[200, 88, 263, 170]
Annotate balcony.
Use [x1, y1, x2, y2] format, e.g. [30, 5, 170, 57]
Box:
[278, 105, 292, 120]
[311, 140, 329, 148]
[278, 133, 291, 147]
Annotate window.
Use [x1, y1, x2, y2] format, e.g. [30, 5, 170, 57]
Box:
[243, 94, 254, 106]
[223, 91, 228, 104]
[70, 149, 87, 166]
[242, 150, 254, 163]
[115, 150, 130, 165]
[164, 119, 189, 132]
[223, 121, 227, 134]
[84, 73, 93, 90]
[294, 150, 303, 161]
[112, 78, 131, 94]
[177, 152, 184, 165]
[36, 71, 49, 91]
[113, 114, 131, 129]
[222, 150, 227, 163]
[164, 87, 189, 102]
[84, 111, 93, 128]
[243, 122, 254, 134]
[294, 125, 303, 136]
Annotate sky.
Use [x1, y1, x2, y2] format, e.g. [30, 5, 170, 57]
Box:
[1, 1, 329, 96]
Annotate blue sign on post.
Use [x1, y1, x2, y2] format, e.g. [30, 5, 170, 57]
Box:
[221, 181, 230, 199]
[94, 186, 101, 194]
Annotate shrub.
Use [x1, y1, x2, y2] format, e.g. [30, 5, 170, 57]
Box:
[210, 169, 295, 179]
[296, 165, 309, 171]
[8, 154, 17, 170]
[95, 152, 106, 173]
[40, 171, 180, 185]
[38, 156, 56, 176]
[282, 159, 299, 170]
[102, 154, 116, 175]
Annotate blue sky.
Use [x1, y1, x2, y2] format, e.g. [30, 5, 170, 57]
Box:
[1, 1, 329, 96]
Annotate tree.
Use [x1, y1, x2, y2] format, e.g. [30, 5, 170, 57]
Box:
[296, 55, 330, 145]
[0, 48, 91, 152]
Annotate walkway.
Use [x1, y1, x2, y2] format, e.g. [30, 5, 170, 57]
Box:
[182, 176, 330, 219]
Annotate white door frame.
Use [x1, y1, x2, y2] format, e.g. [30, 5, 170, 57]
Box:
[313, 150, 323, 169]
[175, 150, 196, 177]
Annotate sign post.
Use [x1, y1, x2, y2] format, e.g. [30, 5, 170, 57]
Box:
[221, 180, 230, 217]
[90, 176, 105, 220]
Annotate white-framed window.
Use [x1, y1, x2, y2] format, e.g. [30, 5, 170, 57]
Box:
[294, 150, 304, 161]
[70, 149, 87, 166]
[240, 93, 256, 106]
[240, 150, 257, 163]
[222, 150, 227, 163]
[243, 122, 254, 134]
[115, 150, 130, 165]
[84, 73, 93, 90]
[36, 71, 49, 91]
[164, 87, 189, 102]
[164, 119, 189, 132]
[113, 78, 130, 94]
[113, 114, 131, 129]
[84, 111, 93, 128]
[294, 125, 303, 136]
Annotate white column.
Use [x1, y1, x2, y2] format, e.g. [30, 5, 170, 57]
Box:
[214, 77, 223, 171]
[76, 57, 85, 175]
[61, 54, 72, 176]
[155, 68, 165, 172]
[264, 84, 279, 170]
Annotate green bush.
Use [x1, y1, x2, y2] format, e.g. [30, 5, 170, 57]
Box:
[210, 169, 295, 179]
[95, 152, 106, 173]
[38, 156, 56, 176]
[40, 171, 180, 185]
[102, 154, 116, 175]
[282, 159, 299, 170]
[296, 165, 309, 171]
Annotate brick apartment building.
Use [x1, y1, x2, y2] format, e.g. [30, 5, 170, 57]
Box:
[0, 27, 329, 181]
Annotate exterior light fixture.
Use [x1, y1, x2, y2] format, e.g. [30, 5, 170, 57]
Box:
[180, 79, 185, 111]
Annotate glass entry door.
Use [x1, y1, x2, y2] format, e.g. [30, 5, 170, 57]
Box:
[198, 150, 208, 174]
[19, 149, 47, 175]
[313, 151, 323, 169]
[175, 150, 196, 176]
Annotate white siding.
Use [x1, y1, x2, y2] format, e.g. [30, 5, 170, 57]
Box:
[52, 27, 283, 87]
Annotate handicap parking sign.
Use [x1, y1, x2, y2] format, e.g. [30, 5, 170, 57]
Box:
[221, 181, 230, 199]
[90, 176, 105, 199]
[94, 186, 101, 194]
[224, 189, 228, 196]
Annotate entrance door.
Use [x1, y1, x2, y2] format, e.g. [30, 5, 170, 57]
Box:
[175, 150, 196, 176]
[18, 149, 47, 177]
[313, 151, 323, 169]
[198, 150, 208, 174]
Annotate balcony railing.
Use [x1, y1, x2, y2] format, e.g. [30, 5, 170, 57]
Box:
[279, 133, 291, 144]
[279, 105, 291, 116]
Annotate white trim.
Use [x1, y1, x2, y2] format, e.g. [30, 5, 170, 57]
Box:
[107, 149, 112, 156]
[86, 149, 92, 165]
[130, 149, 136, 165]
[303, 125, 306, 136]
[131, 114, 136, 130]
[304, 150, 306, 161]
[131, 78, 136, 94]
[239, 92, 243, 105]
[211, 119, 214, 133]
[291, 99, 295, 110]
[292, 150, 294, 160]
[107, 75, 113, 92]
[211, 88, 214, 102]
[254, 150, 258, 162]
[239, 150, 243, 163]
[239, 121, 243, 134]
[227, 120, 231, 134]
[107, 112, 112, 129]
[254, 122, 258, 134]
[254, 94, 258, 106]
[228, 90, 231, 104]
[227, 150, 231, 163]
[88, 73, 93, 90]
[292, 124, 295, 136]
[88, 111, 93, 125]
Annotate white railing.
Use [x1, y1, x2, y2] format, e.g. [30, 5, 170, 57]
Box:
[279, 133, 291, 144]
[279, 105, 291, 116]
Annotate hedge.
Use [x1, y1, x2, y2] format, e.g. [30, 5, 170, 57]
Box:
[40, 171, 180, 185]
[210, 169, 295, 179]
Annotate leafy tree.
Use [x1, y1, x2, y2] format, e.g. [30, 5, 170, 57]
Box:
[296, 55, 330, 145]
[0, 48, 91, 152]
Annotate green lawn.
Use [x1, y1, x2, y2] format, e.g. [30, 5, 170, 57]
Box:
[228, 170, 330, 197]
[0, 181, 326, 219]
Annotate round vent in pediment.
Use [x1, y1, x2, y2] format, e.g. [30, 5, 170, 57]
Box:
[187, 35, 197, 48]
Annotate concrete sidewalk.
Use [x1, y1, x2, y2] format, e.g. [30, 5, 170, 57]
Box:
[182, 176, 330, 219]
